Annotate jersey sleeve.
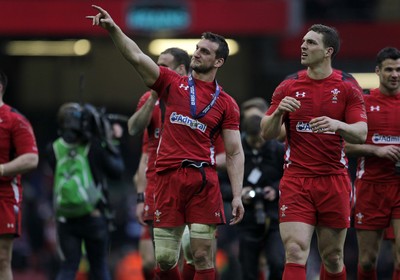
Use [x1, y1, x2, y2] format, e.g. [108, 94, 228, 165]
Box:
[343, 81, 368, 124]
[150, 66, 180, 98]
[136, 91, 151, 111]
[221, 95, 240, 131]
[266, 79, 290, 116]
[12, 114, 38, 156]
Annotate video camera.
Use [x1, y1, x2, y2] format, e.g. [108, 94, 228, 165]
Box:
[247, 187, 267, 225]
[58, 102, 127, 153]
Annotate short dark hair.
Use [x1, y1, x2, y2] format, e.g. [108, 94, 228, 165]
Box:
[201, 32, 229, 63]
[241, 97, 269, 113]
[0, 69, 8, 94]
[161, 47, 190, 73]
[376, 47, 400, 68]
[309, 24, 340, 59]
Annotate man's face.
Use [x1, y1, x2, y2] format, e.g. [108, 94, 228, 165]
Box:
[377, 58, 400, 94]
[157, 53, 178, 71]
[190, 39, 220, 74]
[300, 31, 329, 67]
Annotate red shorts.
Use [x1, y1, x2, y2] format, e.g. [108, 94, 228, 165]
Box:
[0, 197, 22, 236]
[353, 180, 400, 230]
[143, 180, 156, 222]
[279, 175, 352, 228]
[153, 167, 226, 227]
[384, 226, 395, 240]
[140, 225, 152, 240]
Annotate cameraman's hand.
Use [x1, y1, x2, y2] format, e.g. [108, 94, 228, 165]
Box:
[112, 123, 124, 139]
[241, 186, 253, 205]
[263, 186, 277, 201]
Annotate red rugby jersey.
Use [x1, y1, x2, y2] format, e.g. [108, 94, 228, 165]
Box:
[0, 104, 38, 197]
[356, 88, 400, 183]
[151, 66, 240, 172]
[267, 69, 367, 176]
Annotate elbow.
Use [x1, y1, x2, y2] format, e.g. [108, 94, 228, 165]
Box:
[26, 154, 39, 172]
[355, 124, 368, 144]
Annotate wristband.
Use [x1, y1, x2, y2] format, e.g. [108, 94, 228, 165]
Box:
[137, 192, 145, 203]
[0, 164, 3, 176]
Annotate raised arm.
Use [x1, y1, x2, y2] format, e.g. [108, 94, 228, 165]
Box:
[127, 91, 158, 136]
[87, 5, 159, 87]
[222, 129, 245, 225]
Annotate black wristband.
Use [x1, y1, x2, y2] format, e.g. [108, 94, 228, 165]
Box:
[137, 192, 145, 203]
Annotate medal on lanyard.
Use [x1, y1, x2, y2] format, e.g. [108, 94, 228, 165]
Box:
[188, 75, 220, 129]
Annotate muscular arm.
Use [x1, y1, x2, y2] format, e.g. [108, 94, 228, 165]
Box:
[1, 153, 38, 177]
[88, 5, 159, 87]
[222, 129, 245, 225]
[309, 117, 367, 144]
[345, 143, 400, 162]
[261, 96, 300, 140]
[336, 121, 367, 144]
[260, 112, 284, 140]
[127, 91, 158, 136]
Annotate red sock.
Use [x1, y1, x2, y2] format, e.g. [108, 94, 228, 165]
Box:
[320, 264, 326, 280]
[194, 268, 215, 280]
[143, 267, 156, 280]
[325, 265, 346, 280]
[282, 263, 306, 280]
[156, 265, 182, 280]
[393, 269, 400, 280]
[182, 262, 196, 280]
[357, 265, 376, 280]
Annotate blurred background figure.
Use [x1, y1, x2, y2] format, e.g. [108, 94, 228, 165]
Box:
[238, 98, 285, 280]
[47, 102, 125, 280]
[0, 69, 39, 280]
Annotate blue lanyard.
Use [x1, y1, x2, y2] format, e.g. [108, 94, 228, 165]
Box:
[188, 75, 220, 119]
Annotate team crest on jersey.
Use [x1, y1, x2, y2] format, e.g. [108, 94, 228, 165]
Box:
[372, 133, 400, 144]
[154, 209, 162, 223]
[355, 212, 364, 224]
[331, 88, 340, 103]
[170, 112, 207, 132]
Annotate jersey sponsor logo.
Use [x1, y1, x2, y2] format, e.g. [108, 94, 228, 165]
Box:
[372, 133, 400, 144]
[331, 88, 340, 103]
[295, 91, 306, 98]
[296, 121, 312, 132]
[370, 105, 380, 111]
[296, 121, 335, 134]
[179, 83, 189, 91]
[154, 128, 160, 139]
[170, 112, 207, 132]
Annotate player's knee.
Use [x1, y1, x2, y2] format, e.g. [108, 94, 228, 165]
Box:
[154, 227, 182, 271]
[181, 227, 193, 264]
[190, 223, 216, 240]
[321, 248, 343, 271]
[190, 224, 215, 268]
[285, 242, 307, 263]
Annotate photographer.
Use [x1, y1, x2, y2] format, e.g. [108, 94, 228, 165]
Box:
[238, 109, 285, 280]
[47, 102, 125, 280]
